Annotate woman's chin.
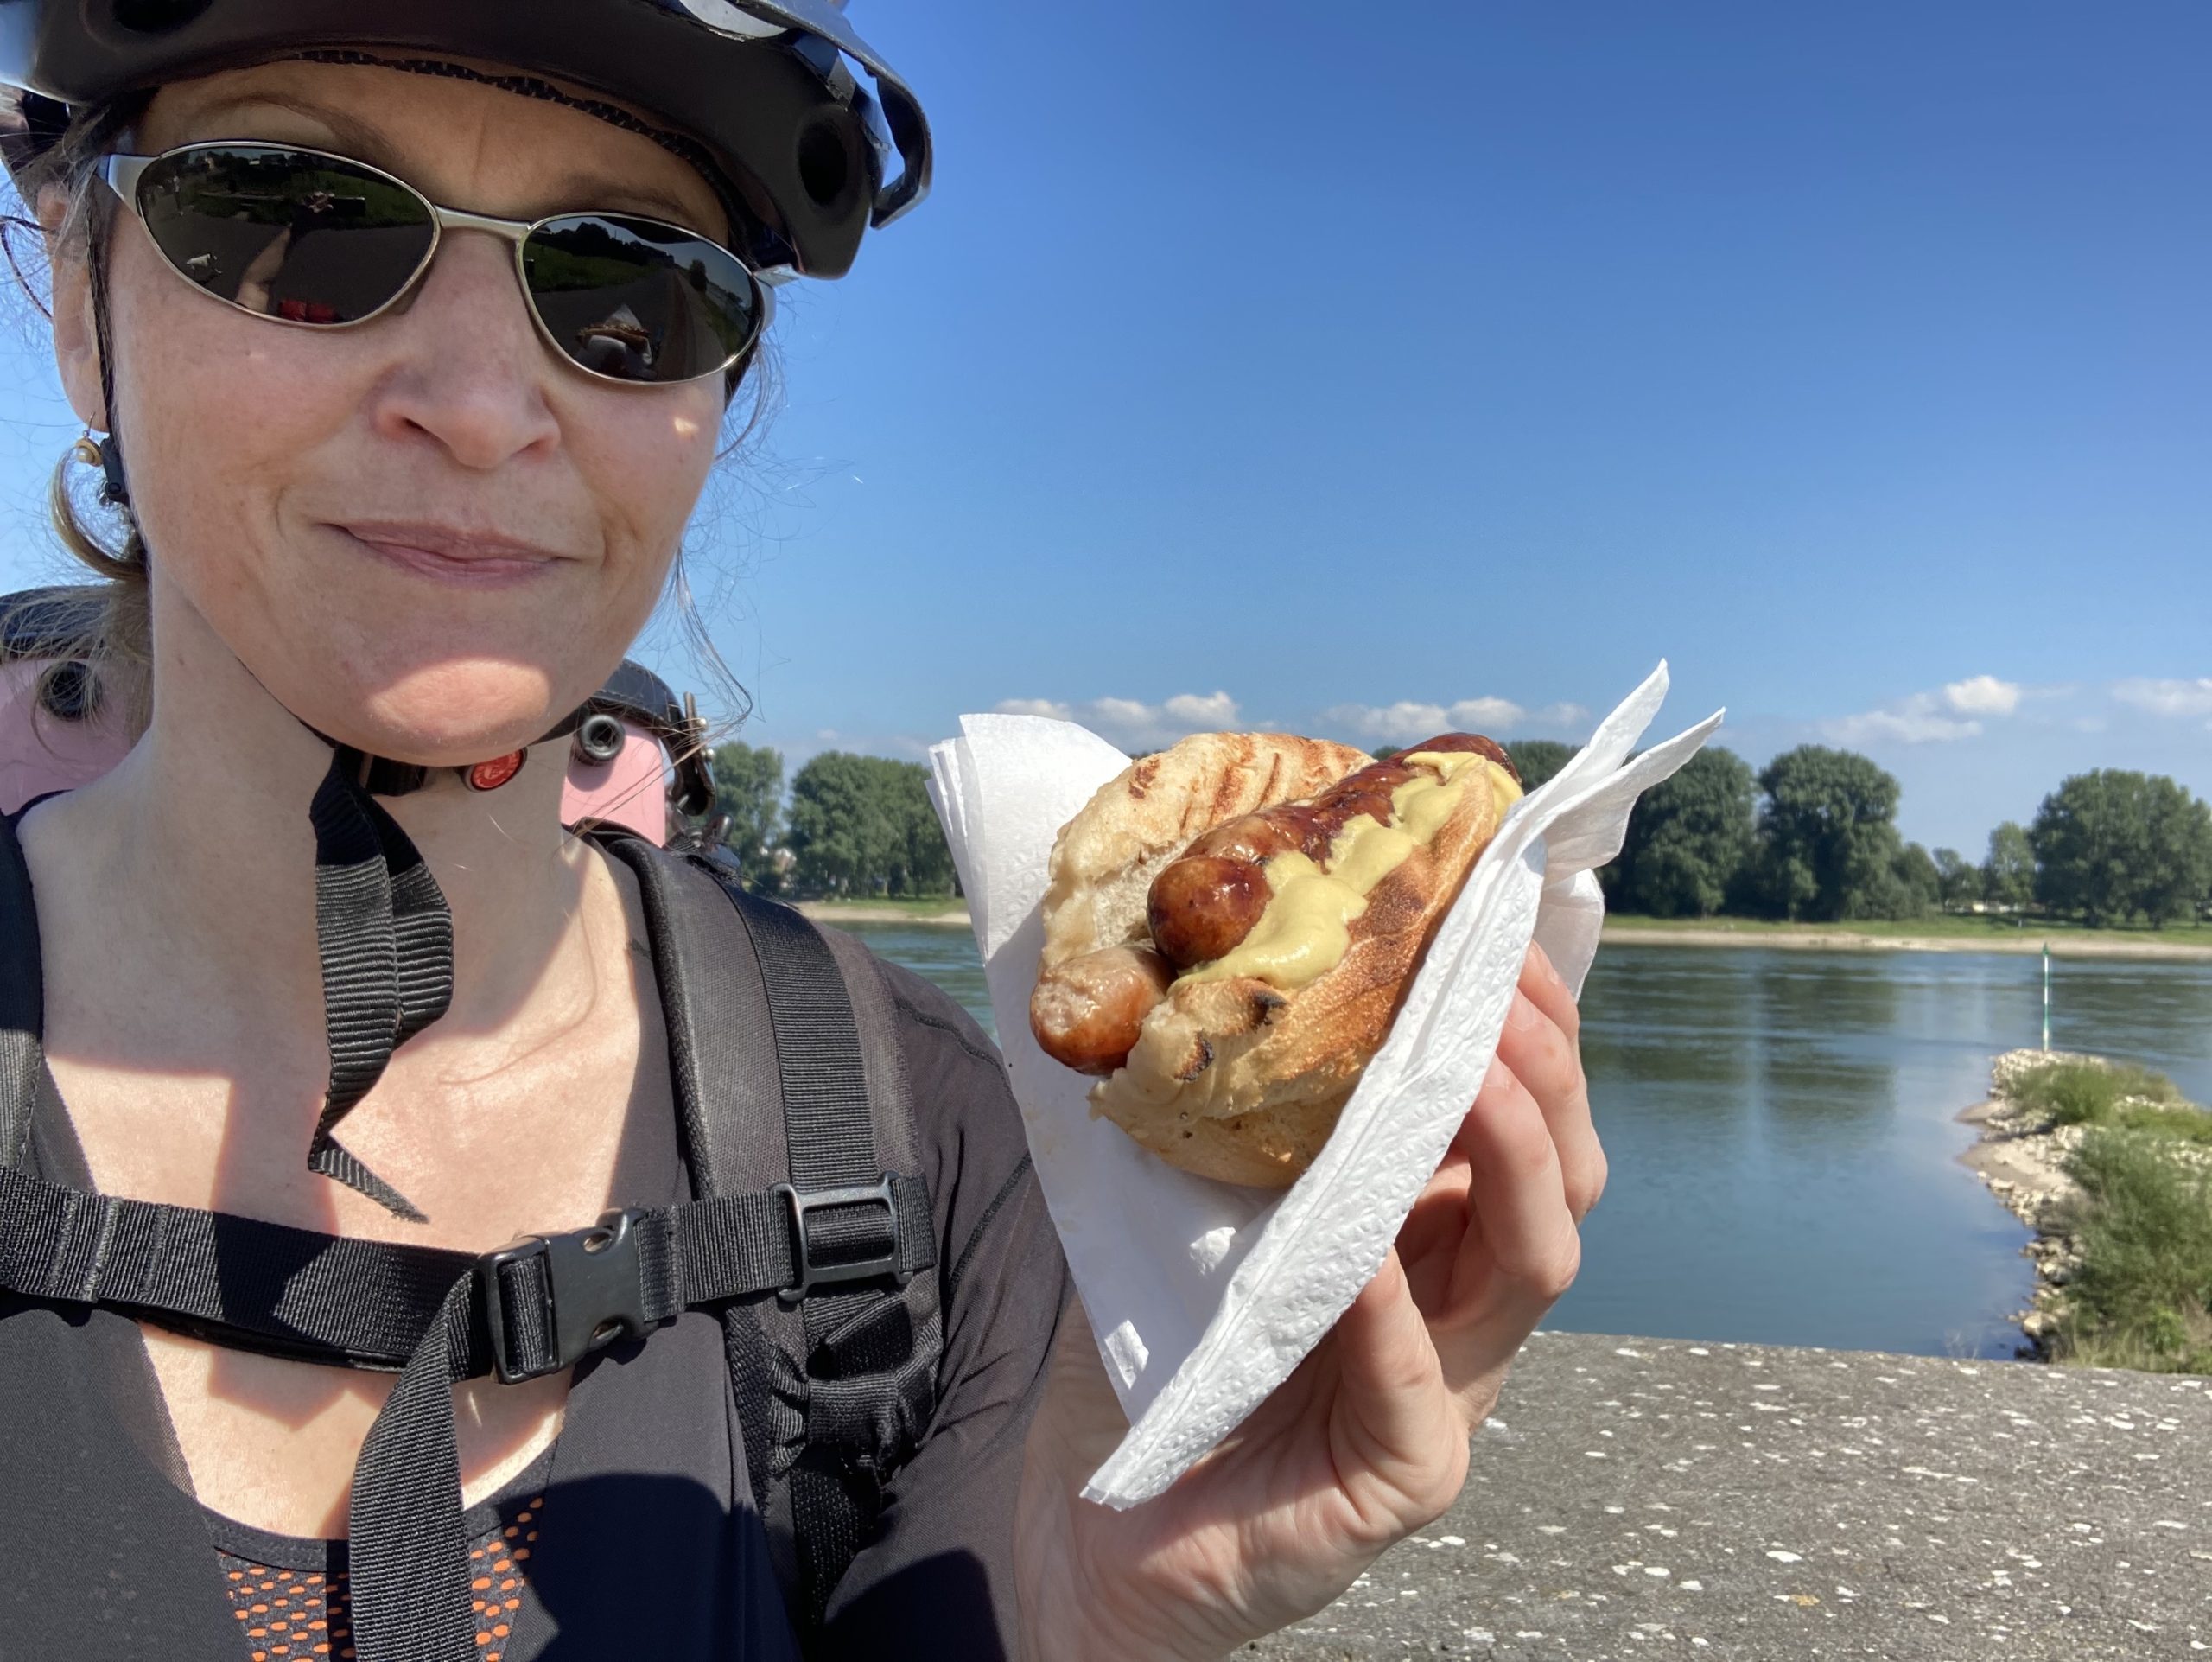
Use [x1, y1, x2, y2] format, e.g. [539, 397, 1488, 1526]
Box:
[312, 661, 586, 767]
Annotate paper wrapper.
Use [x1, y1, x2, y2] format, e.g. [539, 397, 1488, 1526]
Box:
[926, 665, 1721, 1507]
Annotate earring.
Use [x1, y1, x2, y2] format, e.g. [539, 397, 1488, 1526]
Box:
[72, 430, 130, 509]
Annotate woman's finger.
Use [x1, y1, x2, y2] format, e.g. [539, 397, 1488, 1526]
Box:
[1324, 1248, 1467, 1534]
[1431, 1056, 1583, 1392]
[1517, 938, 1580, 1041]
[1494, 951, 1605, 1222]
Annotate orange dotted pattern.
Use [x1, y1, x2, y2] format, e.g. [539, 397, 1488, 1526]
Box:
[216, 1497, 543, 1662]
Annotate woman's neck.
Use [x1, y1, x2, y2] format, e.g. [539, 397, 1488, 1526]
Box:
[33, 585, 594, 1048]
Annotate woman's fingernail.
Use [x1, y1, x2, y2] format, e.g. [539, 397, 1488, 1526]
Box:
[1507, 990, 1541, 1031]
[1527, 940, 1560, 985]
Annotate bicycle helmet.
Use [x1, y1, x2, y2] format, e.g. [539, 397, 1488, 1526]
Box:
[0, 0, 930, 277]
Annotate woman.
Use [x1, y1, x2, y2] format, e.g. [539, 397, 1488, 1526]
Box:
[0, 4, 1603, 1659]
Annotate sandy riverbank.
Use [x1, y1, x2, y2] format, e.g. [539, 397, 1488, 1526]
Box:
[1610, 925, 2212, 961]
[804, 904, 2212, 961]
[796, 902, 971, 927]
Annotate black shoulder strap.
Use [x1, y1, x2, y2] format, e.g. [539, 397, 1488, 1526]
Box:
[0, 812, 44, 1171]
[604, 837, 943, 1638]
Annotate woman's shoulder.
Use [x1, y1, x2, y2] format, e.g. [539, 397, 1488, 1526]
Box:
[861, 952, 1004, 1083]
[840, 946, 1022, 1157]
[830, 944, 1048, 1276]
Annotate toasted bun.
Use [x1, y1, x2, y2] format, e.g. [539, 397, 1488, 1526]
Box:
[1039, 733, 1520, 1188]
[1038, 734, 1370, 970]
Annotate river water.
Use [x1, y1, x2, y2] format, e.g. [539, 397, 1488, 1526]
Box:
[836, 923, 2212, 1359]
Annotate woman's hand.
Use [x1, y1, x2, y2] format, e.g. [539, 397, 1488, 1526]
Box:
[1014, 940, 1603, 1662]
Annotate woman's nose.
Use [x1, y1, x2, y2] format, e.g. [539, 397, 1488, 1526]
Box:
[365, 229, 563, 470]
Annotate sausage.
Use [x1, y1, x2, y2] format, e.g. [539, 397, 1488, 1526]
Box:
[1185, 811, 1305, 864]
[1397, 731, 1520, 785]
[1148, 855, 1273, 969]
[1029, 944, 1175, 1075]
[1138, 737, 1510, 975]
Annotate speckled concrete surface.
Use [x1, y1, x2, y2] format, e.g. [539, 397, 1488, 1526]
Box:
[1245, 1331, 2211, 1661]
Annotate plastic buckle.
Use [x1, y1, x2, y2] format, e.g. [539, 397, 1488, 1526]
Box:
[774, 1176, 907, 1304]
[480, 1207, 652, 1385]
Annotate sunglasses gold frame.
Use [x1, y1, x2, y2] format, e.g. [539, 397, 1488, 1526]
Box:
[98, 140, 770, 387]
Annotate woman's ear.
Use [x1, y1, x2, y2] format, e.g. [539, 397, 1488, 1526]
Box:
[41, 183, 110, 430]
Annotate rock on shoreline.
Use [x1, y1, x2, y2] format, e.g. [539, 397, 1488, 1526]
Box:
[1957, 1048, 2094, 1356]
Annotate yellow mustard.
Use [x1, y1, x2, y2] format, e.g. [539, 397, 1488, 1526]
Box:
[1183, 848, 1365, 990]
[1183, 753, 1521, 990]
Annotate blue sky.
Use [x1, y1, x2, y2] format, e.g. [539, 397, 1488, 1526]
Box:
[0, 1, 2205, 855]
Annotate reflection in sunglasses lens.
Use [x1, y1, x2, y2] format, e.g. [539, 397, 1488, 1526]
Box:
[138, 148, 435, 323]
[524, 215, 757, 383]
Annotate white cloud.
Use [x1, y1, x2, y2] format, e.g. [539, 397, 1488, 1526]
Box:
[1321, 697, 1587, 746]
[1827, 674, 2031, 746]
[1163, 691, 1240, 727]
[1325, 701, 1457, 743]
[2113, 677, 2212, 720]
[1826, 707, 1983, 745]
[991, 690, 1243, 750]
[1942, 674, 2021, 716]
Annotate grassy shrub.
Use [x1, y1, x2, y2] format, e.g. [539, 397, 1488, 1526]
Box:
[2054, 1128, 2212, 1373]
[2009, 1057, 2189, 1126]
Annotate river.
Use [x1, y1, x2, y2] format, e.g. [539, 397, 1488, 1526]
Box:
[832, 923, 2212, 1360]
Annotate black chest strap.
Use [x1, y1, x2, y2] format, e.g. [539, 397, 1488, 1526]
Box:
[0, 1162, 931, 1380]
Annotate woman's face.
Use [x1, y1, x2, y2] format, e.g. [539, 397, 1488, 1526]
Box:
[55, 59, 730, 763]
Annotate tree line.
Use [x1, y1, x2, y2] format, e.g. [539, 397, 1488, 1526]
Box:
[1510, 741, 2212, 928]
[714, 735, 2212, 927]
[711, 743, 957, 898]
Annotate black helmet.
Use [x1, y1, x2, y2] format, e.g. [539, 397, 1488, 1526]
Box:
[0, 0, 930, 277]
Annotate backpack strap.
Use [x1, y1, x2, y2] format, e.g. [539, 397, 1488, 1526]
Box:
[0, 812, 42, 1171]
[0, 810, 940, 1661]
[603, 837, 943, 1636]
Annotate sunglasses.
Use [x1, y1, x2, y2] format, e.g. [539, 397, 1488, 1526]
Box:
[99, 142, 766, 386]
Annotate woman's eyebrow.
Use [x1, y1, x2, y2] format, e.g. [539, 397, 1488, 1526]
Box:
[188, 92, 397, 168]
[543, 170, 714, 228]
[179, 92, 717, 230]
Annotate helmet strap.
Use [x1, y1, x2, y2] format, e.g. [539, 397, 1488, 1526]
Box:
[84, 189, 130, 510]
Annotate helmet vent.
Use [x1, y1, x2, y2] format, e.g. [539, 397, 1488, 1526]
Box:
[796, 117, 851, 209]
[110, 0, 214, 34]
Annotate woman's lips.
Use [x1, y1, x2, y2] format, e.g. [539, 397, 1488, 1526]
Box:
[334, 522, 573, 588]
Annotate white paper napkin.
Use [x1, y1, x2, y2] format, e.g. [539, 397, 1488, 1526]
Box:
[926, 665, 1721, 1506]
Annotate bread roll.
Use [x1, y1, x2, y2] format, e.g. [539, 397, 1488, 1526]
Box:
[1033, 732, 1521, 1188]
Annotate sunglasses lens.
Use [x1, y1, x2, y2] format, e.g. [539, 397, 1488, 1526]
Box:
[522, 215, 760, 384]
[133, 147, 435, 325]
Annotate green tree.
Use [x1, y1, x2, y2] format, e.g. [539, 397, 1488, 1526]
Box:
[1982, 821, 2034, 910]
[1505, 739, 1576, 793]
[1886, 841, 1942, 920]
[1608, 746, 1756, 918]
[2031, 771, 2212, 927]
[785, 752, 959, 897]
[1931, 847, 1982, 911]
[2139, 776, 2212, 926]
[709, 740, 785, 890]
[883, 760, 958, 897]
[1748, 746, 1905, 921]
[787, 751, 900, 896]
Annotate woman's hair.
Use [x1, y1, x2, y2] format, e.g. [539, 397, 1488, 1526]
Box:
[2, 87, 763, 748]
[3, 95, 154, 729]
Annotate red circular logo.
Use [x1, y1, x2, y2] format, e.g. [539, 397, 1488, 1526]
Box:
[466, 750, 527, 792]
